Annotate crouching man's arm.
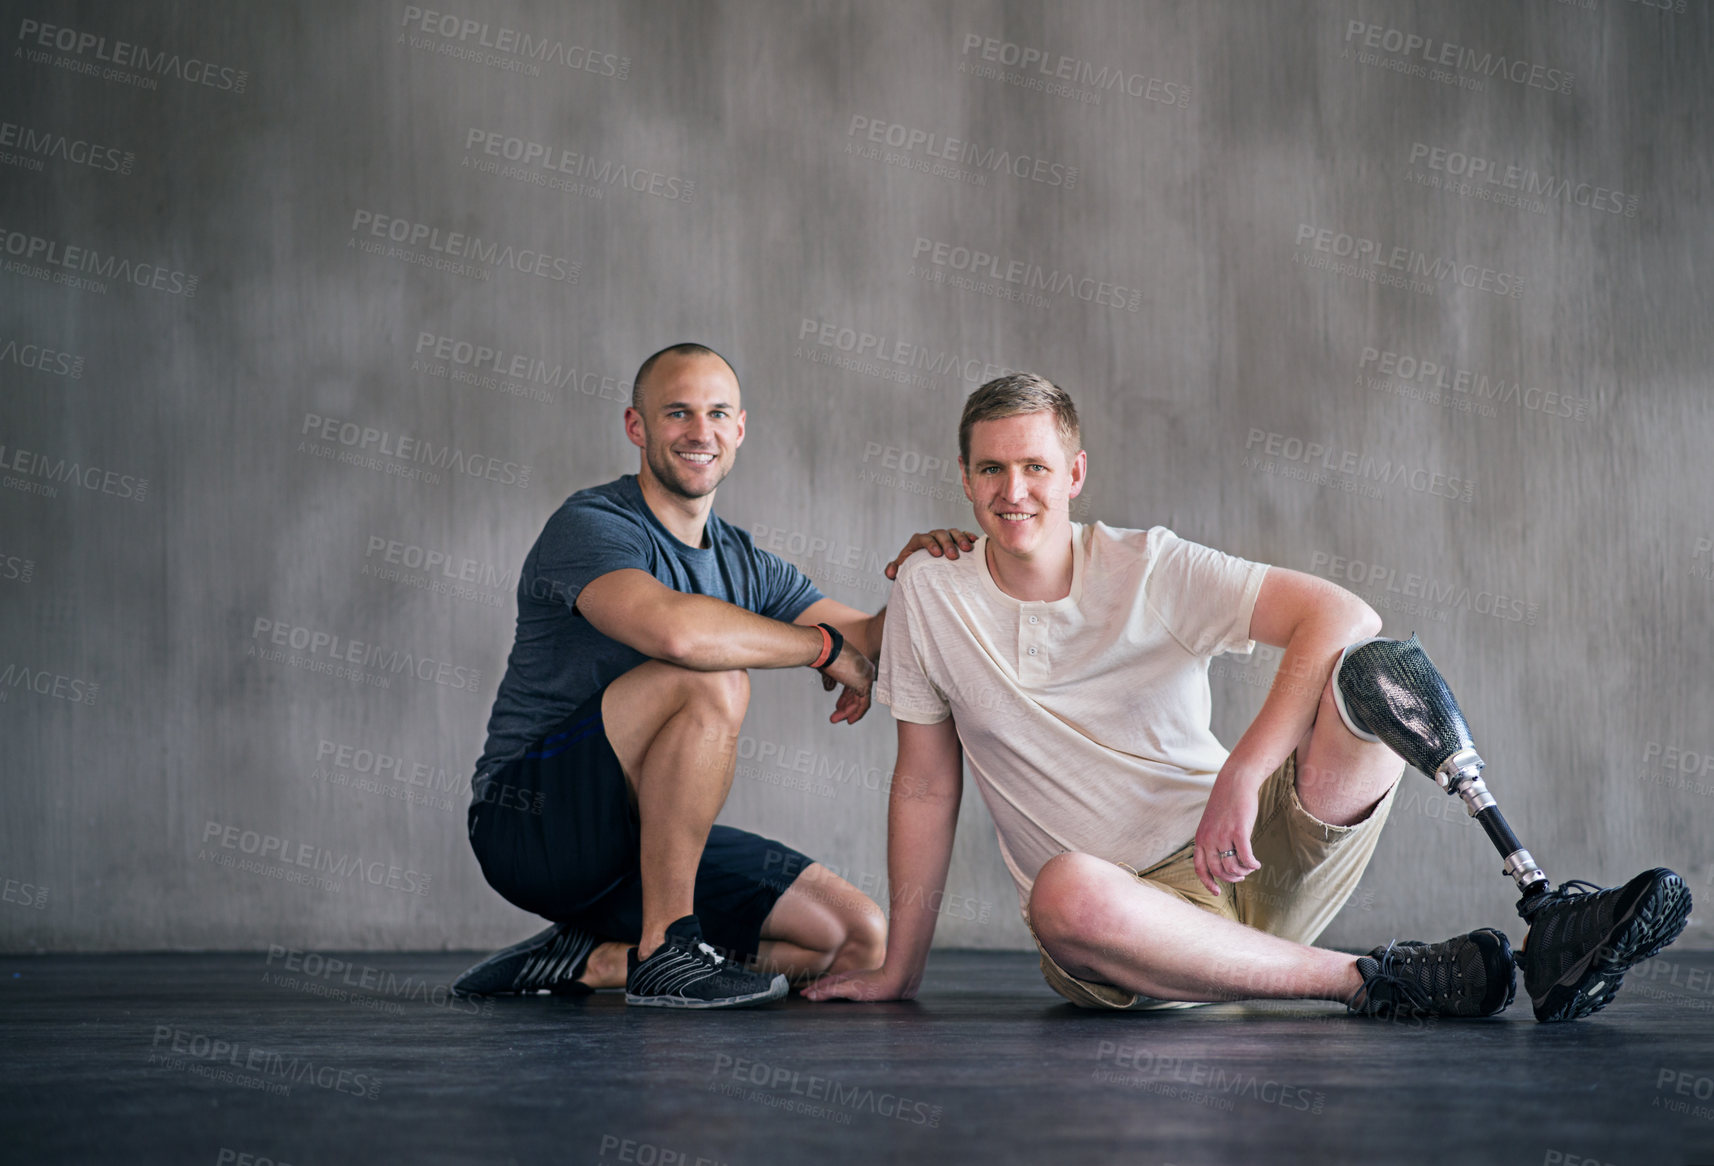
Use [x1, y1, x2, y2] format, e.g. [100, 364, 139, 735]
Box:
[803, 716, 964, 1002]
[578, 567, 877, 720]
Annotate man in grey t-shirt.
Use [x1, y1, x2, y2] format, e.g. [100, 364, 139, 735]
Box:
[455, 342, 973, 1009]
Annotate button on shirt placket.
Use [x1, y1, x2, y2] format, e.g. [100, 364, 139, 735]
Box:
[1019, 609, 1048, 684]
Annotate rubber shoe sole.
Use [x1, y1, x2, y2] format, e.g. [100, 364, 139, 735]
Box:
[1478, 928, 1520, 1017]
[625, 974, 789, 1010]
[1529, 870, 1693, 1023]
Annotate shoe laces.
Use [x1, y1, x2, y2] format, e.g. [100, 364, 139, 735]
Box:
[1522, 879, 1624, 960]
[1543, 879, 1605, 901]
[1529, 878, 1612, 925]
[1356, 941, 1450, 1013]
[650, 934, 727, 972]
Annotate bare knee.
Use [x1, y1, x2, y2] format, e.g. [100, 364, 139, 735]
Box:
[676, 666, 750, 726]
[759, 863, 889, 978]
[828, 898, 887, 974]
[1029, 852, 1125, 962]
[1294, 673, 1403, 827]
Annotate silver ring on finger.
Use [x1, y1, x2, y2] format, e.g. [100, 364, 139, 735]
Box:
[1217, 848, 1238, 859]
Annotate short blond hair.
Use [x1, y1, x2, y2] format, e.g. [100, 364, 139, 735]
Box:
[958, 373, 1081, 465]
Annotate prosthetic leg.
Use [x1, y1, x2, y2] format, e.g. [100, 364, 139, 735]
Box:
[1333, 633, 1693, 1022]
[1333, 633, 1551, 902]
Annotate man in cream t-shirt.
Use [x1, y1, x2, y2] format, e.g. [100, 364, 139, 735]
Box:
[880, 519, 1267, 911]
[805, 373, 1690, 1023]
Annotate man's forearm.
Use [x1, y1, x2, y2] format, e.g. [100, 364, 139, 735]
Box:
[877, 769, 961, 991]
[857, 607, 887, 662]
[1225, 615, 1372, 782]
[656, 593, 826, 671]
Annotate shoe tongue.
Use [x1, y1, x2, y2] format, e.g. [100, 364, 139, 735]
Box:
[664, 914, 703, 944]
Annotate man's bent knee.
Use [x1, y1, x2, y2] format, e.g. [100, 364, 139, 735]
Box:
[619, 661, 749, 721]
[1029, 852, 1124, 959]
[834, 899, 887, 973]
[601, 662, 751, 779]
[674, 665, 749, 722]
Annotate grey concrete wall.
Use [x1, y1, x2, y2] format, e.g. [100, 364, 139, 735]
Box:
[2, 0, 1710, 953]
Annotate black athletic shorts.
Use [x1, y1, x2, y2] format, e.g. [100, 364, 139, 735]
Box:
[467, 682, 814, 963]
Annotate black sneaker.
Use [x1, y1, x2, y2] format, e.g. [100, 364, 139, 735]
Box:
[451, 922, 598, 997]
[1518, 867, 1693, 1023]
[625, 915, 787, 1010]
[1347, 928, 1516, 1019]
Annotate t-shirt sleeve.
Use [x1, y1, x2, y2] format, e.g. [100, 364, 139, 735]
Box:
[532, 496, 657, 611]
[747, 545, 826, 623]
[874, 570, 952, 724]
[1144, 531, 1269, 658]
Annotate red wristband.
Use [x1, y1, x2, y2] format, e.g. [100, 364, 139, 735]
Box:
[811, 624, 834, 669]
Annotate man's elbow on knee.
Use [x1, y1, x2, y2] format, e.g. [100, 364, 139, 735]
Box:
[654, 625, 702, 666]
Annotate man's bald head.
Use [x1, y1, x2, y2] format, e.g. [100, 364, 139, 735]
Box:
[632, 343, 738, 410]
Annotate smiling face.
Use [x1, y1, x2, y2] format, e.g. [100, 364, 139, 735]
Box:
[625, 351, 745, 500]
[960, 411, 1086, 564]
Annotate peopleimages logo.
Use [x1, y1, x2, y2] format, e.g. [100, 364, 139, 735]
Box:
[411, 330, 631, 407]
[399, 7, 628, 78]
[315, 737, 469, 800]
[1694, 537, 1714, 584]
[299, 411, 531, 489]
[1243, 428, 1475, 503]
[912, 237, 1143, 312]
[845, 116, 1077, 188]
[1309, 551, 1539, 626]
[0, 551, 35, 585]
[958, 33, 1190, 109]
[349, 210, 579, 284]
[709, 1053, 943, 1127]
[463, 129, 692, 201]
[200, 820, 432, 898]
[2, 876, 49, 910]
[14, 18, 249, 92]
[150, 1024, 380, 1099]
[0, 334, 84, 379]
[1342, 21, 1573, 93]
[0, 120, 133, 174]
[249, 615, 485, 694]
[0, 661, 99, 704]
[596, 1137, 726, 1166]
[0, 225, 199, 296]
[264, 945, 492, 1017]
[1093, 1041, 1326, 1113]
[363, 534, 515, 591]
[1407, 142, 1637, 217]
[1357, 346, 1592, 422]
[0, 438, 149, 501]
[797, 317, 1018, 386]
[1293, 224, 1525, 299]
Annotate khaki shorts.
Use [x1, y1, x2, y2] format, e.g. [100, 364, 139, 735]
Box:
[1033, 754, 1402, 1010]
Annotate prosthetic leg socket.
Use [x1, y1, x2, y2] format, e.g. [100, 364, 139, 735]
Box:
[1335, 634, 1550, 899]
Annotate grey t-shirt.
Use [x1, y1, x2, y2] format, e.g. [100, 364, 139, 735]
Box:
[473, 474, 824, 788]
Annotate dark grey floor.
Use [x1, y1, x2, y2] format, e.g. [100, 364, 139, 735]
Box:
[5, 948, 1713, 1166]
